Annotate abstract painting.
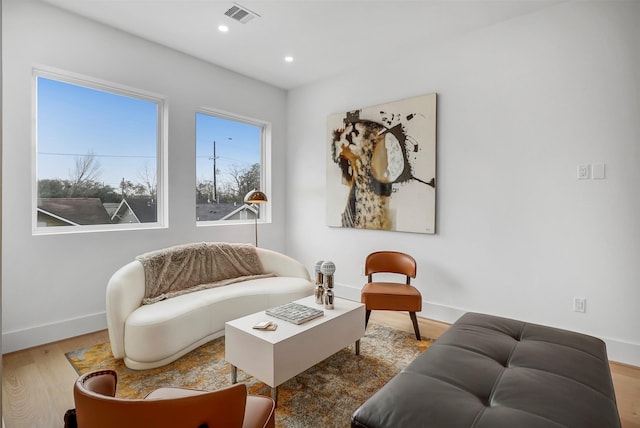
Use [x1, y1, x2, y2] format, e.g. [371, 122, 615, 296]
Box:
[326, 93, 437, 234]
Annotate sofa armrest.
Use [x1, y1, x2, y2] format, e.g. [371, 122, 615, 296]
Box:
[106, 260, 145, 359]
[256, 248, 311, 281]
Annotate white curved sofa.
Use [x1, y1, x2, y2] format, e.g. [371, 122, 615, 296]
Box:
[106, 243, 313, 370]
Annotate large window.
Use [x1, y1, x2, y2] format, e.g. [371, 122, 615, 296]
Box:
[195, 111, 267, 223]
[34, 70, 165, 232]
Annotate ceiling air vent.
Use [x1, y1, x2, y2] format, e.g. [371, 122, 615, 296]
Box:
[224, 3, 260, 24]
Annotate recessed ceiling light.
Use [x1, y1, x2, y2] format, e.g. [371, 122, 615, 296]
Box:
[284, 56, 294, 63]
[218, 25, 229, 33]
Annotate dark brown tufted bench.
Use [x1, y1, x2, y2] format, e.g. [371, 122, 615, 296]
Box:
[351, 312, 621, 428]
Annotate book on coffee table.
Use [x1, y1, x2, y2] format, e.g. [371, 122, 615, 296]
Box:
[265, 302, 324, 325]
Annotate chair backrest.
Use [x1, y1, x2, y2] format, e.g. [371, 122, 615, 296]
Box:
[74, 370, 247, 428]
[365, 251, 417, 284]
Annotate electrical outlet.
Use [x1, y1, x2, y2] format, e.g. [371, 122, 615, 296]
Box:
[573, 297, 587, 313]
[577, 164, 590, 180]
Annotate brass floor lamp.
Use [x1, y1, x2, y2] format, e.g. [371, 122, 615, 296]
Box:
[244, 189, 268, 247]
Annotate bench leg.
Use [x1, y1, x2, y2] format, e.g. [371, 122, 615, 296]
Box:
[365, 310, 371, 328]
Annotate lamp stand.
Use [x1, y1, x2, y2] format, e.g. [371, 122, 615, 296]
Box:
[254, 213, 259, 247]
[244, 189, 268, 248]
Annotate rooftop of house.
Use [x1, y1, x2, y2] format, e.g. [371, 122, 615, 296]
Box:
[116, 198, 157, 223]
[196, 203, 243, 222]
[37, 198, 113, 225]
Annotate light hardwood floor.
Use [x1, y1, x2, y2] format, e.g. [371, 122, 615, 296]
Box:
[2, 313, 639, 428]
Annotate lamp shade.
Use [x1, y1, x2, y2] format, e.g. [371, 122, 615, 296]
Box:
[244, 189, 268, 204]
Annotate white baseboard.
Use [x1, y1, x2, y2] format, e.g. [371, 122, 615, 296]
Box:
[335, 282, 640, 367]
[604, 337, 640, 368]
[2, 312, 106, 354]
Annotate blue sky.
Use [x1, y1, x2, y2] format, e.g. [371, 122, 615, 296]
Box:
[37, 77, 158, 190]
[37, 76, 260, 193]
[195, 112, 261, 188]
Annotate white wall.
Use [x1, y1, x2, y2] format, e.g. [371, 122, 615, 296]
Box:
[3, 0, 639, 368]
[2, 0, 288, 352]
[286, 1, 640, 366]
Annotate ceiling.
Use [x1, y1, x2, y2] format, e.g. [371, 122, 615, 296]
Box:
[40, 0, 562, 90]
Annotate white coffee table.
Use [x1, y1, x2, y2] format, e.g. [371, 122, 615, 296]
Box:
[225, 295, 365, 403]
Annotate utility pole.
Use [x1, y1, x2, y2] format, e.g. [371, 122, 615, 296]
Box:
[212, 140, 217, 203]
[211, 137, 232, 204]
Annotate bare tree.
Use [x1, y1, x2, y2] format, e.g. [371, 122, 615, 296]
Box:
[196, 178, 214, 203]
[225, 163, 260, 202]
[226, 164, 245, 196]
[138, 161, 157, 200]
[69, 150, 101, 196]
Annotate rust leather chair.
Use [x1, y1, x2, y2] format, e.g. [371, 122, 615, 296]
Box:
[361, 251, 422, 340]
[72, 369, 275, 428]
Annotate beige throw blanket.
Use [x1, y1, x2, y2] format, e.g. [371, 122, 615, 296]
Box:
[137, 242, 274, 305]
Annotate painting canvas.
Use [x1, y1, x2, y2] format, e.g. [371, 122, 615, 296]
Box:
[326, 93, 437, 234]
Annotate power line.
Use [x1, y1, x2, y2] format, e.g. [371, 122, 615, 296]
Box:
[40, 151, 252, 163]
[38, 151, 155, 159]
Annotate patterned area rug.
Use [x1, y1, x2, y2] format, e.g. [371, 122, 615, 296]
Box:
[66, 323, 431, 428]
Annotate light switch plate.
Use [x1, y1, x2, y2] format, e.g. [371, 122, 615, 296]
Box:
[592, 163, 605, 180]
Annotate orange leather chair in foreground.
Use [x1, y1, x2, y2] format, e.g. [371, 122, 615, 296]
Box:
[71, 369, 275, 428]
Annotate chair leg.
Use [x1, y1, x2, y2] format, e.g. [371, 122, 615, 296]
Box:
[365, 310, 372, 328]
[409, 312, 421, 340]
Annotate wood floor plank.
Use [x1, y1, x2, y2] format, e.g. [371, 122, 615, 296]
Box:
[611, 362, 640, 428]
[3, 363, 61, 428]
[31, 343, 79, 419]
[2, 331, 109, 428]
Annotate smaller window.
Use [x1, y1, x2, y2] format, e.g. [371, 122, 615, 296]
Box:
[34, 69, 166, 233]
[195, 111, 267, 223]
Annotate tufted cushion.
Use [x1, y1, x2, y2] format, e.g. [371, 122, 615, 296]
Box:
[351, 312, 621, 428]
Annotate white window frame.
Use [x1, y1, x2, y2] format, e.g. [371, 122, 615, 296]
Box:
[195, 107, 271, 227]
[32, 67, 168, 235]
